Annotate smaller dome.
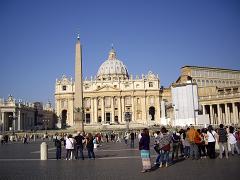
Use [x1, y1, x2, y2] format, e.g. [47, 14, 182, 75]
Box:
[97, 48, 129, 79]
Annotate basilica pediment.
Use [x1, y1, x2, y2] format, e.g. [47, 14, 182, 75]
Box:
[95, 85, 120, 92]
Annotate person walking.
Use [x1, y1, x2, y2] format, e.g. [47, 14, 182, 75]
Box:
[217, 124, 228, 159]
[86, 133, 95, 159]
[65, 134, 75, 160]
[139, 128, 151, 173]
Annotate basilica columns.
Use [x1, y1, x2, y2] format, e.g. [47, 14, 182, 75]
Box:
[93, 98, 98, 124]
[90, 98, 94, 124]
[101, 97, 105, 123]
[118, 97, 122, 123]
[131, 97, 135, 122]
[121, 97, 125, 123]
[111, 97, 114, 123]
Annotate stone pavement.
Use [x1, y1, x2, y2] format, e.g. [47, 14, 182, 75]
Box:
[0, 140, 239, 180]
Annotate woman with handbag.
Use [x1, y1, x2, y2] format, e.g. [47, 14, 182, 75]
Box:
[207, 125, 217, 159]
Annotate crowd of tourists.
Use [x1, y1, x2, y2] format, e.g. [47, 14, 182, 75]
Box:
[53, 132, 102, 160]
[138, 124, 240, 173]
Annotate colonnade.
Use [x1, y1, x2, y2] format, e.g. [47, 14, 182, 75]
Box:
[202, 102, 240, 125]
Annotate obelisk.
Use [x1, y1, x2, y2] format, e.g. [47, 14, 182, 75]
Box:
[74, 34, 84, 132]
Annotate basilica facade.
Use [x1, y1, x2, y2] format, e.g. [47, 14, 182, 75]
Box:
[55, 39, 169, 130]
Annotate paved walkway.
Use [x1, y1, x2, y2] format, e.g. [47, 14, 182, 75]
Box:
[0, 140, 239, 180]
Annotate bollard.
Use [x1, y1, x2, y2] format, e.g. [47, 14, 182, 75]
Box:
[33, 134, 36, 142]
[40, 142, 48, 160]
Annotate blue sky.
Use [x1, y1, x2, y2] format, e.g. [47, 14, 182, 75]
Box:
[0, 0, 239, 104]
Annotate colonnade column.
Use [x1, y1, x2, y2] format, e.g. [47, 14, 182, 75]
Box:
[202, 105, 206, 115]
[156, 96, 161, 122]
[142, 96, 146, 123]
[94, 98, 98, 124]
[225, 104, 228, 125]
[90, 98, 94, 124]
[210, 105, 213, 124]
[1, 112, 5, 131]
[101, 97, 105, 124]
[121, 97, 125, 123]
[118, 97, 122, 123]
[111, 97, 114, 123]
[232, 102, 237, 124]
[131, 97, 135, 122]
[227, 104, 231, 125]
[17, 110, 21, 131]
[217, 104, 221, 125]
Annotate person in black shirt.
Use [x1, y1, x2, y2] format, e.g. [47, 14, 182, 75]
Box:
[130, 132, 135, 148]
[74, 132, 85, 160]
[54, 133, 63, 160]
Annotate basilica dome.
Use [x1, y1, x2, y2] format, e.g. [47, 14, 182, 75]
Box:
[97, 48, 129, 80]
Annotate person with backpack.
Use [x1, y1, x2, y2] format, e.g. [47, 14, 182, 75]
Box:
[217, 124, 228, 159]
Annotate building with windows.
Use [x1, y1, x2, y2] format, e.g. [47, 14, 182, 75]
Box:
[0, 95, 56, 132]
[176, 66, 240, 126]
[55, 38, 170, 130]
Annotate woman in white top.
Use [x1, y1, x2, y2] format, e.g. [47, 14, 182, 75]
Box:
[65, 134, 76, 160]
[228, 126, 240, 155]
[207, 125, 217, 159]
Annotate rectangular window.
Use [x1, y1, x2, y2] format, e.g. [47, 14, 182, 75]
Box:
[149, 82, 153, 87]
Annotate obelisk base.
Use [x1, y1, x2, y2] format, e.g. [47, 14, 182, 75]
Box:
[74, 112, 84, 132]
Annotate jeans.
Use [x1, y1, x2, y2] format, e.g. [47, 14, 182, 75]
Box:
[197, 144, 206, 158]
[130, 139, 134, 148]
[87, 147, 95, 159]
[207, 142, 216, 159]
[219, 142, 228, 158]
[75, 145, 84, 160]
[160, 150, 169, 164]
[155, 153, 161, 164]
[56, 147, 61, 160]
[66, 149, 74, 160]
[184, 146, 190, 157]
[172, 143, 179, 160]
[190, 143, 199, 159]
